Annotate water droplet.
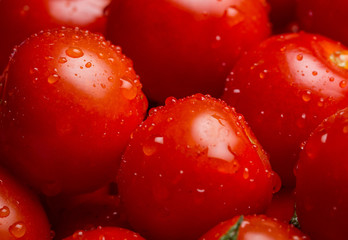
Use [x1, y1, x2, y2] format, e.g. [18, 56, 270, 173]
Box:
[259, 72, 266, 79]
[329, 77, 335, 82]
[58, 57, 67, 63]
[296, 54, 303, 61]
[73, 230, 84, 239]
[48, 74, 60, 84]
[143, 144, 157, 156]
[85, 62, 92, 68]
[0, 206, 10, 218]
[302, 91, 311, 102]
[243, 168, 249, 179]
[196, 188, 205, 193]
[99, 235, 106, 240]
[66, 47, 84, 58]
[120, 79, 137, 100]
[321, 133, 328, 143]
[312, 71, 318, 76]
[339, 80, 347, 88]
[9, 221, 26, 238]
[165, 96, 177, 105]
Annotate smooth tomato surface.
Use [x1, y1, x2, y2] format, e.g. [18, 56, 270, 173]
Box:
[107, 0, 270, 103]
[199, 215, 308, 240]
[0, 28, 148, 196]
[297, 0, 348, 46]
[0, 0, 111, 73]
[63, 227, 144, 240]
[223, 32, 348, 186]
[118, 94, 277, 240]
[296, 107, 348, 240]
[0, 167, 51, 240]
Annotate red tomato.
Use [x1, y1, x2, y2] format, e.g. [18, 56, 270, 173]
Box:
[0, 28, 148, 196]
[0, 167, 51, 240]
[0, 0, 111, 73]
[106, 0, 271, 103]
[199, 215, 308, 240]
[297, 0, 348, 46]
[223, 32, 348, 186]
[118, 94, 277, 240]
[63, 227, 145, 240]
[296, 107, 348, 240]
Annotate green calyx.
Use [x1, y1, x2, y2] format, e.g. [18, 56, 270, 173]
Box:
[219, 215, 244, 240]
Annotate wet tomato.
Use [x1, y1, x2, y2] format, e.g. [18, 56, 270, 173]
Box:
[0, 27, 148, 196]
[296, 107, 348, 240]
[0, 0, 111, 73]
[297, 0, 348, 46]
[0, 167, 51, 240]
[106, 0, 271, 103]
[63, 226, 144, 240]
[199, 215, 308, 240]
[118, 94, 277, 240]
[223, 32, 348, 186]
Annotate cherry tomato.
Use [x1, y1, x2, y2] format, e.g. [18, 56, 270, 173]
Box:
[0, 167, 51, 240]
[0, 27, 148, 196]
[63, 227, 145, 240]
[0, 0, 111, 73]
[296, 107, 348, 240]
[106, 0, 271, 103]
[199, 215, 308, 240]
[118, 94, 277, 240]
[297, 0, 348, 46]
[223, 32, 348, 186]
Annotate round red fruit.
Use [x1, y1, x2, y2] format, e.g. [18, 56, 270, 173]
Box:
[106, 0, 271, 103]
[63, 227, 144, 240]
[296, 107, 348, 240]
[118, 94, 277, 240]
[0, 167, 51, 240]
[223, 32, 348, 186]
[199, 215, 308, 240]
[0, 27, 148, 196]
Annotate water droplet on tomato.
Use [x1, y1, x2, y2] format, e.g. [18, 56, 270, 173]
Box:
[48, 74, 60, 84]
[0, 206, 10, 218]
[58, 57, 67, 63]
[296, 54, 303, 61]
[165, 96, 177, 105]
[73, 230, 84, 239]
[85, 62, 92, 68]
[312, 71, 318, 76]
[120, 79, 137, 100]
[9, 221, 26, 238]
[339, 80, 347, 88]
[66, 47, 84, 58]
[143, 144, 157, 156]
[243, 168, 249, 179]
[302, 91, 311, 102]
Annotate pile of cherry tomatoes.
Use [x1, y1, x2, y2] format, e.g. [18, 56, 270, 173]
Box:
[0, 0, 347, 239]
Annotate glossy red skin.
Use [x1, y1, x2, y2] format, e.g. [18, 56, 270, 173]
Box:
[296, 107, 348, 240]
[265, 187, 295, 223]
[0, 0, 111, 73]
[267, 0, 296, 31]
[0, 28, 148, 196]
[118, 94, 276, 240]
[297, 0, 348, 46]
[199, 215, 309, 240]
[63, 227, 145, 240]
[106, 0, 271, 103]
[0, 167, 51, 240]
[45, 182, 129, 239]
[223, 32, 348, 186]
